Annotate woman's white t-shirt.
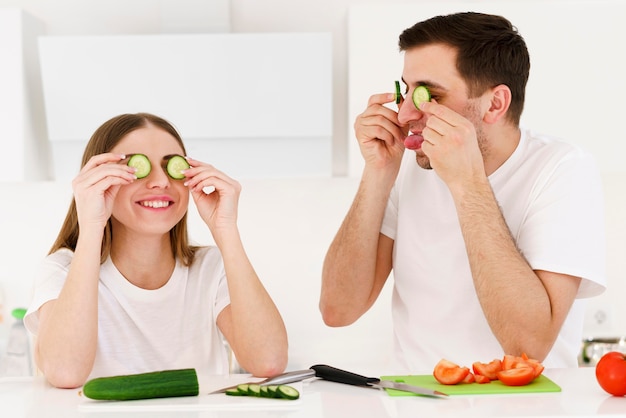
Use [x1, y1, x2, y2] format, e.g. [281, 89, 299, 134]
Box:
[25, 246, 231, 380]
[381, 129, 606, 372]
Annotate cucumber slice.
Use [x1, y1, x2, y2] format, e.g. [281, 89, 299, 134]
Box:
[225, 387, 245, 396]
[277, 385, 300, 400]
[412, 85, 431, 110]
[127, 154, 151, 179]
[266, 385, 279, 397]
[166, 155, 190, 179]
[259, 386, 272, 398]
[247, 384, 262, 397]
[394, 80, 402, 104]
[236, 384, 250, 395]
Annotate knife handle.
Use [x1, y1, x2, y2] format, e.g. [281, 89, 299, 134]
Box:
[310, 364, 379, 386]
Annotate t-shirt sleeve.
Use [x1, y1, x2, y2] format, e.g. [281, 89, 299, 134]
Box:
[381, 183, 399, 240]
[213, 257, 230, 319]
[517, 150, 606, 298]
[23, 249, 73, 336]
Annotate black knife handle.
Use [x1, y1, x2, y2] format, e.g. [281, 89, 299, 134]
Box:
[310, 364, 379, 386]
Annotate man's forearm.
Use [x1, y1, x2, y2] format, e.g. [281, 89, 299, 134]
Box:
[320, 170, 394, 326]
[452, 178, 557, 358]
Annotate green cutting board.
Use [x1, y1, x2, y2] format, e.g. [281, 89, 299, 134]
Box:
[380, 374, 561, 396]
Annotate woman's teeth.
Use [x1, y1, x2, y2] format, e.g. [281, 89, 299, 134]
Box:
[140, 201, 171, 208]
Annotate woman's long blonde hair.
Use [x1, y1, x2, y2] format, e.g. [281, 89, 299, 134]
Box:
[49, 113, 197, 265]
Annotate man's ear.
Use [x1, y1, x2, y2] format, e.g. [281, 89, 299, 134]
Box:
[483, 84, 511, 124]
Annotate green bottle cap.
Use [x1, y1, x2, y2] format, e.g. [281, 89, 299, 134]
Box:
[11, 308, 27, 320]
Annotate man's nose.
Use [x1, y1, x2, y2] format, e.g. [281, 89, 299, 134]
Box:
[397, 94, 425, 125]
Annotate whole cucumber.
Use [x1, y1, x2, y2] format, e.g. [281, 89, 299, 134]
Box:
[82, 368, 199, 401]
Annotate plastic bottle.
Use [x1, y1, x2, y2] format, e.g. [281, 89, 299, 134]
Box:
[0, 308, 32, 377]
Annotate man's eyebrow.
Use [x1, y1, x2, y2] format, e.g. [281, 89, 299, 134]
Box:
[400, 76, 446, 91]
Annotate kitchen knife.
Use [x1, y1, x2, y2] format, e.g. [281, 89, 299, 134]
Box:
[310, 364, 448, 398]
[210, 368, 316, 394]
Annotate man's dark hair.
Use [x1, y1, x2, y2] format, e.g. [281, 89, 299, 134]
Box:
[399, 12, 530, 125]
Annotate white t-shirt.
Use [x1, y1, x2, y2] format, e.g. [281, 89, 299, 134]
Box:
[381, 129, 606, 373]
[25, 246, 231, 380]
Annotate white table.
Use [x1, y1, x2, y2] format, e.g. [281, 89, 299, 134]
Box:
[1, 368, 625, 417]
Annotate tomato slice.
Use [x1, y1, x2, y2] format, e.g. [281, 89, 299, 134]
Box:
[472, 359, 502, 380]
[462, 372, 476, 384]
[496, 367, 536, 386]
[474, 374, 491, 384]
[502, 354, 518, 370]
[433, 359, 470, 385]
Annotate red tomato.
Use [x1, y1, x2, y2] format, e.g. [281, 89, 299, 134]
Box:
[497, 367, 536, 386]
[472, 359, 502, 380]
[595, 351, 626, 397]
[433, 359, 470, 385]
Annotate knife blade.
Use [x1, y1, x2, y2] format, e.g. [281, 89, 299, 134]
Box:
[310, 364, 448, 398]
[209, 368, 316, 394]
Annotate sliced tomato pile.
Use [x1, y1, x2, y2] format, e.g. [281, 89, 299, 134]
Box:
[433, 353, 544, 386]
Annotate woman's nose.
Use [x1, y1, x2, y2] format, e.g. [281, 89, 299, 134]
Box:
[145, 164, 170, 188]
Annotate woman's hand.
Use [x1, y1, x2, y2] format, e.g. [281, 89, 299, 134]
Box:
[72, 153, 137, 231]
[182, 157, 241, 235]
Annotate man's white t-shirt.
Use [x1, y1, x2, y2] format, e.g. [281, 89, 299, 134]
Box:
[25, 246, 231, 380]
[381, 129, 606, 373]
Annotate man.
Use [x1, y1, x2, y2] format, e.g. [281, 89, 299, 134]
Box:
[320, 12, 605, 372]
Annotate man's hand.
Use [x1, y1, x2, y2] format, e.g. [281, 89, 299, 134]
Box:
[354, 93, 408, 171]
[419, 101, 485, 187]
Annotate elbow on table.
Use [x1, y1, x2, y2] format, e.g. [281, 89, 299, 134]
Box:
[42, 367, 89, 389]
[246, 352, 288, 378]
[319, 301, 360, 328]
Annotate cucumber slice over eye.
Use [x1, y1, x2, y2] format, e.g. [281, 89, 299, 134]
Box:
[412, 85, 431, 110]
[166, 155, 190, 180]
[127, 154, 151, 179]
[394, 80, 402, 104]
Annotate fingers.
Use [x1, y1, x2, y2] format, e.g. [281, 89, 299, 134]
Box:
[182, 157, 241, 196]
[419, 101, 473, 146]
[73, 153, 136, 191]
[356, 93, 407, 144]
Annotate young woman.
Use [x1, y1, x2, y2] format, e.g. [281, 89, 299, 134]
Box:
[24, 113, 288, 388]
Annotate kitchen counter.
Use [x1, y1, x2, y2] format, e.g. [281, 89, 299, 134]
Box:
[1, 368, 625, 417]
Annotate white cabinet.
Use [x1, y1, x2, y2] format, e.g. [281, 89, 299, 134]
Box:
[39, 33, 333, 180]
[0, 9, 47, 181]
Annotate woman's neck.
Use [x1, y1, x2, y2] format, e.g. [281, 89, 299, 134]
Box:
[109, 231, 176, 290]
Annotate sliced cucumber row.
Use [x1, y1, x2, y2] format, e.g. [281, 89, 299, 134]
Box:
[225, 383, 300, 400]
[126, 154, 190, 180]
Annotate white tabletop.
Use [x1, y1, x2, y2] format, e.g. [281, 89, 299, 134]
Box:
[2, 368, 625, 417]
